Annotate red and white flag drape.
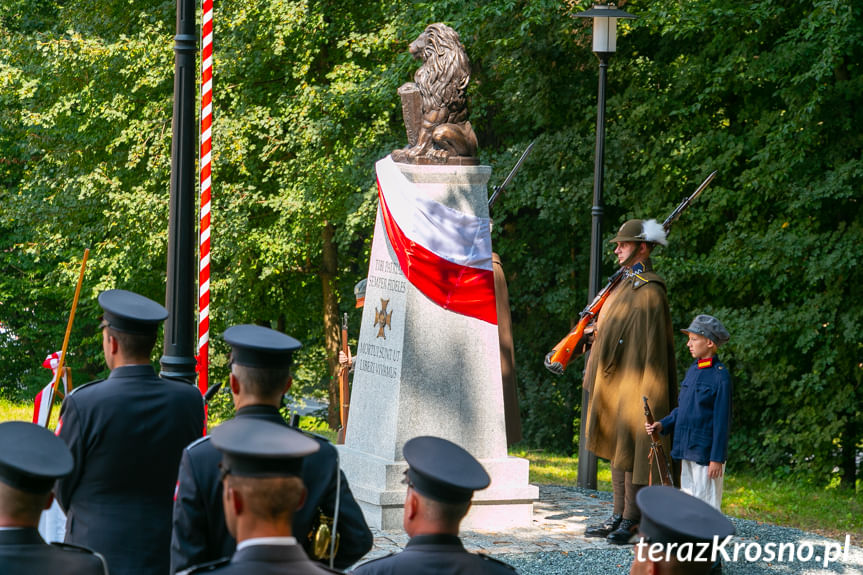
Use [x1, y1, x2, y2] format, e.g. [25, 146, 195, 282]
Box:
[375, 156, 497, 325]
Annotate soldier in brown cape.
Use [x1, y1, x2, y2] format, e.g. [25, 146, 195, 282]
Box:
[583, 219, 677, 545]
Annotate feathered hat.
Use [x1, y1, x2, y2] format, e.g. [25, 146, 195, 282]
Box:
[609, 219, 668, 247]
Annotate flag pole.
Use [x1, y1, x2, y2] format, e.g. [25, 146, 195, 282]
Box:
[197, 0, 214, 403]
[46, 248, 89, 425]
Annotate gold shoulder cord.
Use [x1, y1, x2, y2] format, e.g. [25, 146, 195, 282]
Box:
[308, 446, 342, 568]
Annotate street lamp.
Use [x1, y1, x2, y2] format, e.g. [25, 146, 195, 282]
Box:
[161, 0, 198, 383]
[574, 3, 635, 490]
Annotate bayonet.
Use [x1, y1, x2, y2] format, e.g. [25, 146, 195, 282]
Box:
[488, 140, 536, 209]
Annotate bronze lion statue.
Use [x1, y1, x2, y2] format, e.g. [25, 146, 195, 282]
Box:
[392, 23, 478, 164]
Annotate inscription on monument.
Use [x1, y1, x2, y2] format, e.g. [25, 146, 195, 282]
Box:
[355, 341, 401, 379]
[367, 276, 407, 293]
[374, 259, 402, 275]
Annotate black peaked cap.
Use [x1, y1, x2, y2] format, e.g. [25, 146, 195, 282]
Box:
[223, 324, 302, 369]
[98, 289, 168, 335]
[636, 486, 736, 544]
[211, 418, 319, 477]
[0, 421, 74, 493]
[403, 436, 490, 504]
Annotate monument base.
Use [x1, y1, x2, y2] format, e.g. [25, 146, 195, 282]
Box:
[339, 445, 537, 530]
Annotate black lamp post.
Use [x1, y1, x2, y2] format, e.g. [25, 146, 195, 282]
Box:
[160, 0, 198, 383]
[575, 3, 635, 490]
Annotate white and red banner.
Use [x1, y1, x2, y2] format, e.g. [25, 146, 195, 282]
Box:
[33, 351, 67, 427]
[375, 156, 497, 325]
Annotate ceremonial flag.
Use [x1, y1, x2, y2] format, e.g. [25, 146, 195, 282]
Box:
[375, 156, 497, 324]
[32, 383, 54, 427]
[33, 351, 67, 427]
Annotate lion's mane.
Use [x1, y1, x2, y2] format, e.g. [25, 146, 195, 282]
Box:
[412, 23, 470, 123]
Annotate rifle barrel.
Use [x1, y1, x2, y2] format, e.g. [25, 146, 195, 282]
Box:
[488, 140, 536, 209]
[662, 170, 717, 231]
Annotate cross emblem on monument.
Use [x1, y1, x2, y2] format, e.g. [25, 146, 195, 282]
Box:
[374, 299, 393, 339]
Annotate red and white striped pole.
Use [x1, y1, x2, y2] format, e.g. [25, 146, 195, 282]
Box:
[197, 0, 214, 398]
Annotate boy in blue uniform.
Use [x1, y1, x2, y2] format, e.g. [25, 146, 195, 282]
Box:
[645, 315, 731, 510]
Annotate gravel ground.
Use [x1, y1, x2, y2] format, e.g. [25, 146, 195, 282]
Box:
[500, 517, 863, 574]
[364, 485, 862, 574]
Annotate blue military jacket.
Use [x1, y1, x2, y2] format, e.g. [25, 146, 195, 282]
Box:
[55, 364, 206, 575]
[351, 534, 516, 575]
[178, 543, 340, 575]
[659, 356, 732, 466]
[170, 405, 373, 573]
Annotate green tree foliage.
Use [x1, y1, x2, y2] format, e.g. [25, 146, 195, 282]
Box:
[1, 0, 859, 487]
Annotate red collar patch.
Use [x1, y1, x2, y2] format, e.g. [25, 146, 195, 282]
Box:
[697, 357, 714, 369]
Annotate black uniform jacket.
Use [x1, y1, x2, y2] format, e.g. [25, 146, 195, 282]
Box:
[0, 526, 107, 575]
[171, 405, 373, 573]
[351, 534, 516, 575]
[180, 543, 341, 575]
[56, 364, 206, 575]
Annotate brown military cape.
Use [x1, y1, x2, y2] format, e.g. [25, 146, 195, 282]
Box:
[585, 260, 676, 485]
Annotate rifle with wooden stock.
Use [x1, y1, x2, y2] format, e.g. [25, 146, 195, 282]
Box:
[336, 313, 351, 445]
[643, 396, 674, 487]
[543, 171, 717, 375]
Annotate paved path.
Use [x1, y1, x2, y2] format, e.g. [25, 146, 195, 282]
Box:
[357, 485, 863, 574]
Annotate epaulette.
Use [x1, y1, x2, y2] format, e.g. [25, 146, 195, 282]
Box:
[632, 271, 666, 291]
[51, 542, 109, 574]
[185, 434, 212, 451]
[353, 552, 396, 568]
[478, 553, 517, 571]
[176, 557, 231, 575]
[68, 379, 105, 396]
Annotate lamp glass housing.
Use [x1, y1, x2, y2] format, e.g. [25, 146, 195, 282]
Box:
[592, 16, 618, 53]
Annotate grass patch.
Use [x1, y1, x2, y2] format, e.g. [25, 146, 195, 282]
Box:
[0, 397, 34, 422]
[511, 448, 612, 491]
[296, 415, 338, 442]
[723, 473, 863, 541]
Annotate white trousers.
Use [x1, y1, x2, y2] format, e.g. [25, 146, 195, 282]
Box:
[680, 459, 724, 510]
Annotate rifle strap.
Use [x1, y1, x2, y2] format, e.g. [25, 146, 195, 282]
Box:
[647, 446, 654, 486]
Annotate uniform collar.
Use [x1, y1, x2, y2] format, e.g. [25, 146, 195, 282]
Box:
[108, 364, 157, 379]
[697, 357, 715, 369]
[236, 536, 297, 550]
[625, 260, 653, 287]
[0, 527, 44, 545]
[236, 404, 284, 423]
[407, 534, 464, 548]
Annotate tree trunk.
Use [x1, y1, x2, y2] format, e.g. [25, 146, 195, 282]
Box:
[320, 220, 341, 430]
[840, 416, 859, 490]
